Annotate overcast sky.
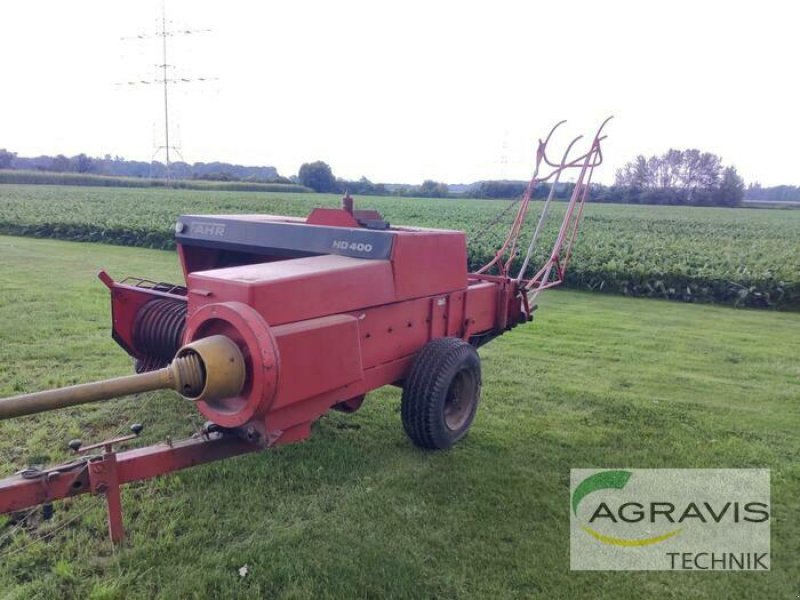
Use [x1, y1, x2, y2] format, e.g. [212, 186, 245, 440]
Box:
[1, 0, 797, 185]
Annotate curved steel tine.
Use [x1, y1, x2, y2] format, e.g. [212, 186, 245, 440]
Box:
[538, 120, 567, 167]
[538, 159, 584, 182]
[544, 135, 583, 169]
[590, 116, 614, 144]
[578, 146, 604, 170]
[541, 120, 566, 147]
[477, 124, 563, 276]
[550, 117, 613, 169]
[561, 131, 608, 170]
[554, 147, 596, 170]
[515, 134, 583, 280]
[584, 130, 610, 167]
[558, 135, 584, 168]
[591, 144, 604, 167]
[536, 168, 563, 183]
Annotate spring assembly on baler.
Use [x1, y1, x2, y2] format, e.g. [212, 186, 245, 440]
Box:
[133, 298, 187, 373]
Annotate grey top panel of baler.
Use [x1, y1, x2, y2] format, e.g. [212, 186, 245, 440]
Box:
[174, 216, 395, 260]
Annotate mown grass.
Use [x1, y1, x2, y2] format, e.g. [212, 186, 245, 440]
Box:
[0, 236, 797, 598]
[0, 184, 798, 308]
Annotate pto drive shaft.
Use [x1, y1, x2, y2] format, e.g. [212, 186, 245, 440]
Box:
[0, 335, 246, 420]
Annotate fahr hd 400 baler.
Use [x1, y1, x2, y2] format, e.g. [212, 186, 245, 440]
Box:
[0, 119, 610, 542]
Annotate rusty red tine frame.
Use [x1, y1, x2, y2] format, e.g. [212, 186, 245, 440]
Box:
[476, 117, 612, 291]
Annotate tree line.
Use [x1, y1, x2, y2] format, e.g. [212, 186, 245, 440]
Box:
[297, 149, 748, 207]
[0, 149, 283, 183]
[609, 149, 744, 206]
[297, 161, 451, 198]
[5, 146, 795, 207]
[745, 183, 800, 203]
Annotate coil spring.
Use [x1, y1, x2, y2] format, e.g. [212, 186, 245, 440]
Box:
[134, 355, 165, 374]
[133, 298, 187, 372]
[172, 351, 205, 397]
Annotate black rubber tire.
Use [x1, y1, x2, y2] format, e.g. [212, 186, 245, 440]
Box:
[401, 337, 482, 450]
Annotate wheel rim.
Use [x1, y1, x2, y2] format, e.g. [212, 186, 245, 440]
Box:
[444, 368, 477, 431]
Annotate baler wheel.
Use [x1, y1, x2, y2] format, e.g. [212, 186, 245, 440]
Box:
[401, 337, 481, 450]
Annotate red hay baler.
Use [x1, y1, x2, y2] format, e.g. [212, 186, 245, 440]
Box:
[0, 119, 610, 542]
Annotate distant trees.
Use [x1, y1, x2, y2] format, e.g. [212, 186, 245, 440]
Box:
[340, 176, 387, 196]
[466, 180, 527, 199]
[51, 154, 71, 172]
[614, 149, 744, 206]
[75, 153, 96, 173]
[0, 145, 763, 207]
[616, 149, 721, 191]
[464, 180, 575, 200]
[715, 166, 745, 207]
[746, 183, 800, 202]
[298, 161, 337, 193]
[0, 150, 281, 182]
[0, 149, 16, 169]
[187, 162, 278, 182]
[419, 180, 449, 198]
[34, 153, 97, 175]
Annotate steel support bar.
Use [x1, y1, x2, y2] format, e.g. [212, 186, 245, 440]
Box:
[0, 433, 260, 540]
[114, 434, 258, 485]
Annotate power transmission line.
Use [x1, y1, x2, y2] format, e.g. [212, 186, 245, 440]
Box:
[118, 0, 216, 182]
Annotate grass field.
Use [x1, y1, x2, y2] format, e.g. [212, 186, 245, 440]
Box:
[0, 236, 797, 598]
[0, 184, 798, 309]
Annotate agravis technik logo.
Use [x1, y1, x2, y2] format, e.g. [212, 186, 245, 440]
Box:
[570, 469, 770, 571]
[572, 470, 682, 547]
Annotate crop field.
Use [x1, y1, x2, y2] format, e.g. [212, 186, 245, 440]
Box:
[0, 236, 798, 598]
[0, 169, 310, 194]
[0, 184, 798, 309]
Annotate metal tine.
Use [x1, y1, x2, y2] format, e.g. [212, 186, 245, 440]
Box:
[514, 133, 584, 281]
[538, 120, 567, 161]
[554, 120, 614, 271]
[523, 150, 596, 287]
[476, 117, 611, 279]
[540, 116, 612, 171]
[500, 121, 572, 274]
[560, 161, 597, 274]
[474, 122, 557, 276]
[525, 140, 601, 301]
[559, 123, 612, 274]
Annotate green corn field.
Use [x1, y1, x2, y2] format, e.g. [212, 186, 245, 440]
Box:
[0, 184, 797, 309]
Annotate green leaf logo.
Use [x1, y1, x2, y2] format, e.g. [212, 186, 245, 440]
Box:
[572, 470, 681, 547]
[572, 470, 632, 516]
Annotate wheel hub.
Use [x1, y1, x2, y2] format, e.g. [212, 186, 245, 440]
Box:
[444, 368, 477, 431]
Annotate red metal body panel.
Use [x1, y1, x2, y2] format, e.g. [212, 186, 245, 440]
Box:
[463, 282, 498, 335]
[187, 255, 397, 326]
[355, 295, 448, 366]
[270, 315, 364, 409]
[306, 207, 360, 227]
[181, 282, 505, 445]
[389, 230, 467, 300]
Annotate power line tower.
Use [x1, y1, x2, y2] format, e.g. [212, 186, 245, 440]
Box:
[119, 0, 215, 182]
[499, 128, 510, 180]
